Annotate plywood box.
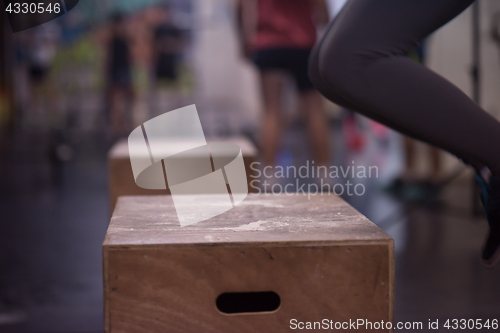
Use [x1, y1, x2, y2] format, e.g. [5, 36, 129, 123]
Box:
[107, 136, 258, 211]
[103, 194, 394, 333]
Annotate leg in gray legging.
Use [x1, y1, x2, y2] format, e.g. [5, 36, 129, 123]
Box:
[309, 0, 500, 175]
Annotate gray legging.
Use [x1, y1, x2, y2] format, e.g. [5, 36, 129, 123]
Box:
[309, 0, 500, 176]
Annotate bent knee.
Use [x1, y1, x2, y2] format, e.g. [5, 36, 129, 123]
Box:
[308, 45, 327, 94]
[309, 38, 367, 106]
[317, 41, 363, 98]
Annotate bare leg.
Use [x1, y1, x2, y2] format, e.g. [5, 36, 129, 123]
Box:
[259, 72, 284, 167]
[109, 86, 119, 135]
[403, 137, 442, 183]
[428, 146, 442, 183]
[298, 90, 329, 167]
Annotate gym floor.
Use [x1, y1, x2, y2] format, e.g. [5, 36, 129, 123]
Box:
[0, 121, 499, 333]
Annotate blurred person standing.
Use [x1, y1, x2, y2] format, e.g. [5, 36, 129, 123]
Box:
[153, 6, 184, 85]
[24, 22, 60, 128]
[150, 5, 186, 115]
[238, 0, 331, 177]
[106, 13, 134, 138]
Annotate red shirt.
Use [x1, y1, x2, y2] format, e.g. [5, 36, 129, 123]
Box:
[251, 0, 317, 50]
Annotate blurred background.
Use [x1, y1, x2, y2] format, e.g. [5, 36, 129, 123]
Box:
[1, 0, 500, 332]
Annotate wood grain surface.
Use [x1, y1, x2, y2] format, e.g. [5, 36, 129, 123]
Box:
[103, 194, 394, 332]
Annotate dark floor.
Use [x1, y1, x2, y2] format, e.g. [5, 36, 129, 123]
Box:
[0, 130, 109, 333]
[0, 123, 499, 333]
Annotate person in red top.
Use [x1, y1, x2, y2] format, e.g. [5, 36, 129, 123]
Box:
[238, 0, 330, 177]
[251, 0, 318, 50]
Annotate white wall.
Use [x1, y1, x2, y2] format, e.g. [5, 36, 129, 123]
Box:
[191, 0, 261, 133]
[427, 0, 500, 120]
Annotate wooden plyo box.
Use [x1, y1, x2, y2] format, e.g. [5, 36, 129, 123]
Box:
[107, 136, 258, 211]
[103, 194, 394, 333]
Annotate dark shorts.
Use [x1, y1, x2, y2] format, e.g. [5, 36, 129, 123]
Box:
[252, 47, 313, 92]
[156, 53, 180, 81]
[29, 64, 49, 83]
[109, 69, 132, 89]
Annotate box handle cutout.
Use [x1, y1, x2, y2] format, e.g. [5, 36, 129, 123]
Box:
[216, 291, 280, 314]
